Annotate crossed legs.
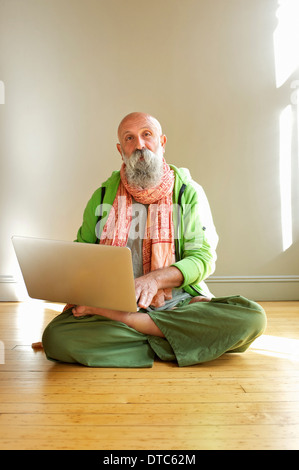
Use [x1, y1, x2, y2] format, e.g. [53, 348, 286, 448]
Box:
[71, 296, 211, 338]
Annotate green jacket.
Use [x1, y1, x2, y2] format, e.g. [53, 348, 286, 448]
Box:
[76, 165, 218, 297]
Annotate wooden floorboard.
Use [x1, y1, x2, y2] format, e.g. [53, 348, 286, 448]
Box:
[0, 300, 298, 450]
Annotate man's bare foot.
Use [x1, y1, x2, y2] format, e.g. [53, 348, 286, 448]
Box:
[72, 305, 128, 318]
[72, 305, 98, 316]
[71, 305, 164, 337]
[189, 296, 211, 304]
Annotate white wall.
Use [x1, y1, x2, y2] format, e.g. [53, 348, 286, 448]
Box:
[0, 0, 298, 301]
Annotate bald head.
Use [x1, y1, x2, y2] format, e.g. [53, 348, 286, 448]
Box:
[117, 112, 163, 141]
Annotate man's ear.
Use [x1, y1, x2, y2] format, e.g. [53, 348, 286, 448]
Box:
[160, 134, 167, 153]
[116, 143, 123, 158]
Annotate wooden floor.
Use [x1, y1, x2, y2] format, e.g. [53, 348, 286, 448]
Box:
[0, 300, 298, 450]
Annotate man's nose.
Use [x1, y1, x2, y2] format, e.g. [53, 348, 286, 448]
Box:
[136, 136, 145, 150]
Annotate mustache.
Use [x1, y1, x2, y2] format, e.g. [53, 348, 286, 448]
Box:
[129, 148, 153, 163]
[134, 148, 147, 156]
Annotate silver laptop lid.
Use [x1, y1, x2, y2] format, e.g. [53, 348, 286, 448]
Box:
[12, 236, 138, 312]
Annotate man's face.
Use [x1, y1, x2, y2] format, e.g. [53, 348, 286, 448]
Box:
[116, 114, 167, 188]
[117, 114, 166, 159]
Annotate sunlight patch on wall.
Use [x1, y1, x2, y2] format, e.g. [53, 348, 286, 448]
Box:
[279, 105, 293, 251]
[297, 87, 299, 170]
[273, 0, 299, 252]
[273, 0, 299, 88]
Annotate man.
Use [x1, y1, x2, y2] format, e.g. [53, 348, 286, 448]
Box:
[42, 112, 266, 367]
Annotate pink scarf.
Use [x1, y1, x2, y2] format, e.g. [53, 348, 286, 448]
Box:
[100, 158, 175, 307]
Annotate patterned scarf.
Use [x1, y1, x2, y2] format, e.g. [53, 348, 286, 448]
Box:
[100, 158, 175, 307]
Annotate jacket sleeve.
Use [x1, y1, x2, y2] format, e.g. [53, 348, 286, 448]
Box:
[75, 187, 104, 243]
[172, 183, 218, 289]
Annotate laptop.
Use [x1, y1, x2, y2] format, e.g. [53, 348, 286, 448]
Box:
[12, 236, 138, 312]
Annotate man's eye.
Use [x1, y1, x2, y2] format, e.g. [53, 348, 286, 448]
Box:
[125, 136, 133, 141]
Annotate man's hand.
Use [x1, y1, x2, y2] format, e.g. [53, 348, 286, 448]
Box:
[135, 267, 184, 309]
[135, 273, 160, 309]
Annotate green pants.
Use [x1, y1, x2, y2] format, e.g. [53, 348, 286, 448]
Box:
[42, 295, 267, 368]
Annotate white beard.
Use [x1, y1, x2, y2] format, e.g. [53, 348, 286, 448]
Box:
[122, 146, 164, 189]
